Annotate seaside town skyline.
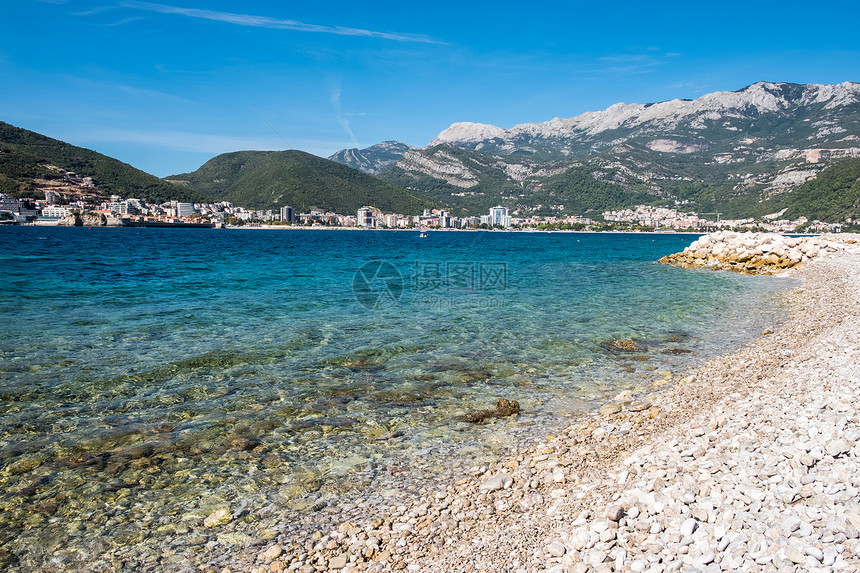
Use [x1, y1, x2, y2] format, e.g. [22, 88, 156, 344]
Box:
[0, 188, 847, 234]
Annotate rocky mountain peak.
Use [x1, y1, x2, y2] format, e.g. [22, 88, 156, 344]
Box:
[429, 122, 507, 146]
[426, 82, 860, 149]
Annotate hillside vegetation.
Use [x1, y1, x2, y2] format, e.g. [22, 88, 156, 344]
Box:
[167, 150, 432, 214]
[780, 158, 860, 221]
[0, 121, 207, 203]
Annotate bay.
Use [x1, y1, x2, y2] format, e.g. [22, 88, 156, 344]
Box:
[0, 226, 792, 571]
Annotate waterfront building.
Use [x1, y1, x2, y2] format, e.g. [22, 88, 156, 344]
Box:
[176, 203, 195, 218]
[357, 206, 375, 228]
[41, 205, 73, 218]
[439, 210, 452, 228]
[0, 193, 18, 213]
[489, 206, 511, 227]
[280, 206, 296, 223]
[108, 201, 138, 215]
[127, 198, 147, 214]
[383, 214, 399, 228]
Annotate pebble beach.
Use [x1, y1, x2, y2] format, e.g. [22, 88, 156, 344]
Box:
[239, 233, 860, 573]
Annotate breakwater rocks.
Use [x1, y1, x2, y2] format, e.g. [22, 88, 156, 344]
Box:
[656, 231, 858, 275]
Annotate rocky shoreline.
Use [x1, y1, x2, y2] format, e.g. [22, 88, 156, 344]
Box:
[656, 231, 857, 275]
[226, 233, 860, 573]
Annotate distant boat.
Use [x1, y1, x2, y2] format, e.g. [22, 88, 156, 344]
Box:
[419, 228, 428, 238]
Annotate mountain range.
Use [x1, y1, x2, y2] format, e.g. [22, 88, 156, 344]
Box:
[331, 81, 860, 220]
[2, 81, 859, 222]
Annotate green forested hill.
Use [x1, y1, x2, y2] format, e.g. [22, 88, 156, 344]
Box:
[166, 150, 432, 214]
[0, 121, 207, 203]
[779, 158, 860, 221]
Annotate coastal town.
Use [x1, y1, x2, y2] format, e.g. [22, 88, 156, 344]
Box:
[0, 166, 850, 233]
[0, 190, 850, 234]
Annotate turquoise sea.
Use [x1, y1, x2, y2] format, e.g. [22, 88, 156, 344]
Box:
[0, 227, 793, 571]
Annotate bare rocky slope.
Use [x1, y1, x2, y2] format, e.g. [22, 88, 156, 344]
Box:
[329, 142, 416, 176]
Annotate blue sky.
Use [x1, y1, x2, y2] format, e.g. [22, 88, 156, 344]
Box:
[3, 1, 859, 176]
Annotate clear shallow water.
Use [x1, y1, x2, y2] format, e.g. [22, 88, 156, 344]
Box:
[0, 227, 792, 570]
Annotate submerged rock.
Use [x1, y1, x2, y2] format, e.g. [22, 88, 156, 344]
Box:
[341, 359, 383, 371]
[228, 437, 261, 451]
[665, 332, 689, 342]
[203, 508, 232, 527]
[603, 338, 644, 352]
[462, 398, 521, 423]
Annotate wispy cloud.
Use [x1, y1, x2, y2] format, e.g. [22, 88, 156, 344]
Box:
[330, 84, 359, 147]
[118, 1, 443, 44]
[104, 16, 146, 27]
[83, 128, 285, 154]
[67, 127, 356, 171]
[61, 75, 192, 104]
[596, 50, 680, 76]
[599, 54, 657, 64]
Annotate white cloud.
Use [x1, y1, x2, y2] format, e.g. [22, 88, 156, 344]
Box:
[119, 1, 443, 44]
[75, 128, 358, 160]
[595, 50, 680, 76]
[104, 16, 146, 27]
[82, 128, 284, 154]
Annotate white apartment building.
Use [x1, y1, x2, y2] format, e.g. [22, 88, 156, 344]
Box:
[488, 205, 511, 227]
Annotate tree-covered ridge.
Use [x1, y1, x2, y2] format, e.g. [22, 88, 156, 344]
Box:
[0, 121, 208, 203]
[779, 158, 860, 221]
[539, 165, 657, 214]
[167, 150, 432, 214]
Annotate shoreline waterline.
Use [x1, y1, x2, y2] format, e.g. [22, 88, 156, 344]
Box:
[249, 237, 860, 573]
[0, 229, 840, 572]
[227, 226, 708, 235]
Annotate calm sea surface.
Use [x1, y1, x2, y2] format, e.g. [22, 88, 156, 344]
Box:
[0, 227, 793, 571]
